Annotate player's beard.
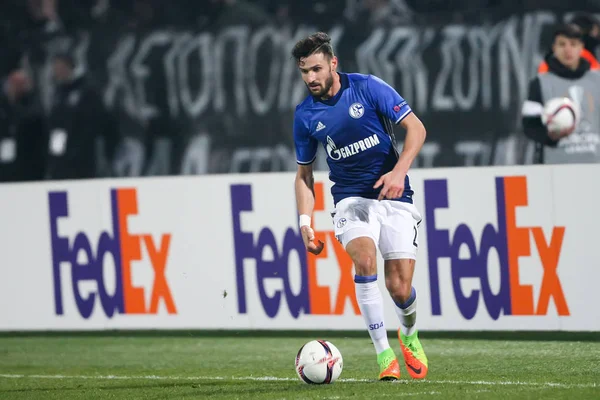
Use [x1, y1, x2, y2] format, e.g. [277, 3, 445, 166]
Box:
[308, 71, 334, 98]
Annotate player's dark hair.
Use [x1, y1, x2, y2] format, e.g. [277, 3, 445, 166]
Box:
[291, 32, 335, 63]
[553, 23, 584, 42]
[570, 13, 600, 36]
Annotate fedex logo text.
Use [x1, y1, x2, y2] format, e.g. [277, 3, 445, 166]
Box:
[49, 188, 177, 319]
[231, 182, 359, 318]
[425, 176, 569, 320]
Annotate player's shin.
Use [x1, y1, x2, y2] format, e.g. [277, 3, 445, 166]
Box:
[393, 287, 417, 337]
[394, 286, 428, 378]
[354, 275, 390, 354]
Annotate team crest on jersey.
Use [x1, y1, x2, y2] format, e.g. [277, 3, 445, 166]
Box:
[349, 103, 364, 119]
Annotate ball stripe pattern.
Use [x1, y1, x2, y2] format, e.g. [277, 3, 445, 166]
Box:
[318, 340, 334, 384]
[550, 104, 577, 127]
[295, 344, 314, 384]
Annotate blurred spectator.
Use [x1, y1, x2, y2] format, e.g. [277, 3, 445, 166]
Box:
[538, 13, 600, 73]
[128, 0, 161, 30]
[0, 0, 63, 74]
[45, 53, 117, 180]
[208, 0, 273, 29]
[571, 13, 600, 58]
[363, 0, 413, 26]
[285, 0, 348, 27]
[522, 24, 600, 164]
[26, 0, 62, 33]
[0, 69, 47, 182]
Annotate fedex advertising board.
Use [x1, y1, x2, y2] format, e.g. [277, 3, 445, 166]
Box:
[0, 178, 238, 330]
[0, 165, 598, 331]
[48, 188, 177, 319]
[230, 166, 598, 331]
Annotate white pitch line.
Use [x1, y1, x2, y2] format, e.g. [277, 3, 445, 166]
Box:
[412, 379, 598, 388]
[0, 374, 597, 389]
[322, 391, 443, 399]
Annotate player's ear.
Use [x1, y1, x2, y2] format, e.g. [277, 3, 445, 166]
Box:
[331, 56, 338, 71]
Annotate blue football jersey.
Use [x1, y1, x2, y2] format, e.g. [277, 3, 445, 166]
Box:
[293, 72, 414, 206]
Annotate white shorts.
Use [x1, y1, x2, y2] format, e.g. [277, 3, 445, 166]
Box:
[332, 197, 422, 260]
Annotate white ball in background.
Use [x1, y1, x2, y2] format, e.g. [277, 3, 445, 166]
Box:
[541, 97, 581, 133]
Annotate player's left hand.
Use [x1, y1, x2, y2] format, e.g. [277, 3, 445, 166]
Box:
[374, 168, 406, 200]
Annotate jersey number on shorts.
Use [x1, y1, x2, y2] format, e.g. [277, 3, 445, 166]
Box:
[412, 226, 418, 248]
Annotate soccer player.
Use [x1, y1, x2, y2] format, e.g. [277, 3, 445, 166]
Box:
[291, 32, 428, 381]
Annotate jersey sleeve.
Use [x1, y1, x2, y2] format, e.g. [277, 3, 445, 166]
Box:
[522, 77, 558, 147]
[293, 111, 318, 165]
[367, 75, 412, 124]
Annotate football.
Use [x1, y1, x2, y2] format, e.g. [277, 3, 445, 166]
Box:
[295, 340, 343, 384]
[541, 97, 581, 133]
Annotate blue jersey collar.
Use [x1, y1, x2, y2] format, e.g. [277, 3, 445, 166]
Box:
[314, 72, 349, 106]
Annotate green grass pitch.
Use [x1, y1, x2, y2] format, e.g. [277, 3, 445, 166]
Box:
[0, 331, 598, 399]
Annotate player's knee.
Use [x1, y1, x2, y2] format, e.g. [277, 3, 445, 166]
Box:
[385, 278, 412, 304]
[353, 253, 377, 276]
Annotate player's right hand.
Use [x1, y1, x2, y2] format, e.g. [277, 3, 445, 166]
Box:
[300, 225, 325, 255]
[547, 113, 575, 140]
[549, 126, 575, 141]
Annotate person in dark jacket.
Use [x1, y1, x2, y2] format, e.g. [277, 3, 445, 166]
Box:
[45, 52, 116, 180]
[0, 68, 46, 182]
